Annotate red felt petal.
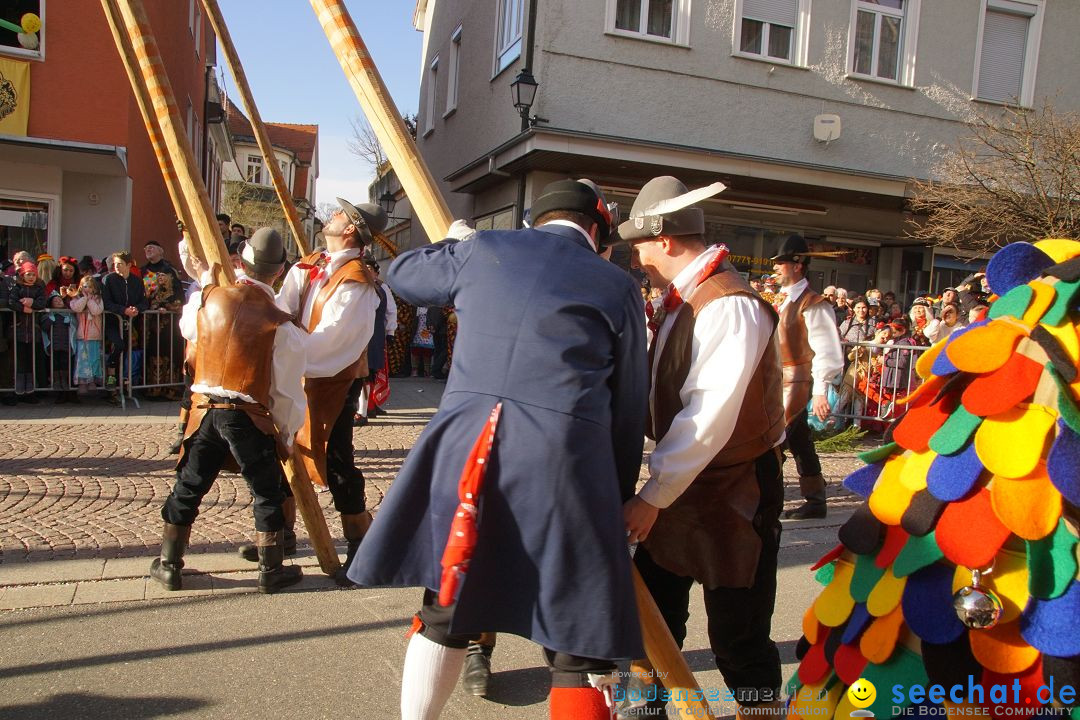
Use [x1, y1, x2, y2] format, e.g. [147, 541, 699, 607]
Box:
[875, 525, 910, 569]
[981, 658, 1044, 711]
[962, 353, 1044, 417]
[811, 544, 845, 572]
[894, 395, 959, 453]
[936, 488, 1012, 567]
[834, 644, 870, 686]
[797, 629, 833, 686]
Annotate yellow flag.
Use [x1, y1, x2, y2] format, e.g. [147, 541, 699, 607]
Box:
[0, 57, 30, 136]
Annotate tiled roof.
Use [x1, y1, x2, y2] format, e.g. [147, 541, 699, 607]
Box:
[225, 102, 317, 164]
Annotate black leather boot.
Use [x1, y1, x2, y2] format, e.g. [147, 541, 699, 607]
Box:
[783, 474, 827, 519]
[149, 523, 191, 591]
[334, 511, 372, 586]
[257, 530, 303, 594]
[239, 496, 297, 561]
[461, 641, 494, 697]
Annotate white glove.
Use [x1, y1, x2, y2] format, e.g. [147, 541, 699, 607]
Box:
[446, 219, 476, 241]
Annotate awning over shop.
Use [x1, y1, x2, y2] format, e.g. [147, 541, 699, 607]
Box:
[0, 135, 128, 176]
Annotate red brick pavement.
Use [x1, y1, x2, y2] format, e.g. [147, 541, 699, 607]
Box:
[0, 398, 865, 565]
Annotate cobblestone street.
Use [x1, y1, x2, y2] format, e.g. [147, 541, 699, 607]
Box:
[0, 377, 866, 566]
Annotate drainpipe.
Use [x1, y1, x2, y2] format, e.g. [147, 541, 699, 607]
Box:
[514, 0, 540, 227]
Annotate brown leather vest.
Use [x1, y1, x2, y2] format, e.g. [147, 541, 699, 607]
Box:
[650, 263, 786, 467]
[298, 250, 374, 380]
[193, 283, 292, 408]
[778, 286, 829, 368]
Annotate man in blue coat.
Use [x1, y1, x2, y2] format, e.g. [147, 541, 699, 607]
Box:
[348, 179, 648, 719]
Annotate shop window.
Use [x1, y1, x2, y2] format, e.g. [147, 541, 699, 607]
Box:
[474, 207, 514, 231]
[0, 196, 49, 259]
[1, 1, 44, 61]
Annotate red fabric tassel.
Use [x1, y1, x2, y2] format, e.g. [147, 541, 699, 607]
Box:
[437, 403, 502, 607]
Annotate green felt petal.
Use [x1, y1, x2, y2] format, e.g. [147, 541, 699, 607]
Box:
[989, 284, 1034, 320]
[1049, 364, 1080, 436]
[892, 531, 944, 578]
[851, 553, 888, 603]
[1027, 518, 1080, 599]
[815, 562, 836, 586]
[1043, 278, 1080, 326]
[859, 646, 930, 717]
[929, 406, 982, 456]
[859, 442, 899, 465]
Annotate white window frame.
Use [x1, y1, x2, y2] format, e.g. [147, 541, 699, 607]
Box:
[0, 188, 61, 257]
[278, 159, 292, 189]
[445, 25, 462, 117]
[246, 155, 264, 185]
[424, 55, 439, 137]
[493, 0, 524, 77]
[847, 0, 921, 87]
[605, 0, 692, 46]
[192, 0, 202, 58]
[732, 0, 811, 66]
[0, 1, 45, 61]
[971, 0, 1044, 108]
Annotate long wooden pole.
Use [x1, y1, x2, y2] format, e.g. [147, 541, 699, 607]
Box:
[311, 2, 714, 714]
[104, 0, 339, 576]
[310, 0, 453, 242]
[99, 0, 206, 269]
[199, 0, 311, 257]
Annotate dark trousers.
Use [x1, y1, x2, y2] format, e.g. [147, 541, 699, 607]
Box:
[415, 589, 615, 683]
[431, 330, 448, 379]
[634, 449, 783, 706]
[325, 379, 366, 514]
[163, 409, 286, 531]
[784, 407, 821, 478]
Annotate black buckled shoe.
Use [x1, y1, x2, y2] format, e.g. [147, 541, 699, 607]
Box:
[461, 642, 494, 697]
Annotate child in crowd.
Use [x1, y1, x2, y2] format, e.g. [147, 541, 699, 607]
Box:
[410, 305, 435, 377]
[6, 261, 47, 403]
[40, 292, 77, 403]
[69, 275, 105, 395]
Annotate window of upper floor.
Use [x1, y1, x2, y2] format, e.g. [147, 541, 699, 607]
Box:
[1, 1, 44, 61]
[606, 0, 692, 46]
[446, 25, 462, 116]
[246, 155, 264, 185]
[848, 0, 921, 87]
[734, 0, 811, 66]
[494, 0, 524, 76]
[973, 0, 1044, 107]
[188, 0, 201, 60]
[424, 55, 439, 136]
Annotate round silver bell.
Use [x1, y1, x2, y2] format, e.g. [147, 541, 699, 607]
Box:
[952, 569, 1003, 630]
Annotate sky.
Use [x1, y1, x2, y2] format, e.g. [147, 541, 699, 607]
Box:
[215, 1, 424, 209]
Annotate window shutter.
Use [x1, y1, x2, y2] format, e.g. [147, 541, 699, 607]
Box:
[742, 0, 797, 27]
[977, 10, 1028, 102]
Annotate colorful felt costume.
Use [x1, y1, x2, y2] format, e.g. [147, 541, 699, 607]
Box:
[788, 239, 1080, 720]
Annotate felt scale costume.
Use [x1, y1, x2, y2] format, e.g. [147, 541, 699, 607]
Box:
[788, 239, 1080, 720]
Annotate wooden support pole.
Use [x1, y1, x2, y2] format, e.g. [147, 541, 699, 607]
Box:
[104, 0, 339, 576]
[310, 0, 454, 243]
[99, 0, 206, 269]
[199, 0, 311, 257]
[312, 1, 715, 712]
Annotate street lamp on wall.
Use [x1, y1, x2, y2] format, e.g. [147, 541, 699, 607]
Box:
[510, 68, 548, 130]
[378, 190, 408, 222]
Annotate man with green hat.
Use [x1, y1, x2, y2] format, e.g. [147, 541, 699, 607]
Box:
[619, 175, 786, 718]
[151, 227, 307, 594]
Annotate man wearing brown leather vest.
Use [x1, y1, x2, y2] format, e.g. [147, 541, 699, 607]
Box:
[771, 235, 844, 520]
[620, 177, 786, 719]
[274, 198, 381, 583]
[151, 227, 307, 594]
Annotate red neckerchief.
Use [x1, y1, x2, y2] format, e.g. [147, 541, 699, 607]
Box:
[294, 253, 329, 282]
[647, 244, 730, 336]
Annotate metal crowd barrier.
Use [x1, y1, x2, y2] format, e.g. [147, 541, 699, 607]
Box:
[0, 307, 184, 410]
[831, 338, 930, 429]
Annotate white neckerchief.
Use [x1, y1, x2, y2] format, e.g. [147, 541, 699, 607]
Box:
[539, 220, 597, 252]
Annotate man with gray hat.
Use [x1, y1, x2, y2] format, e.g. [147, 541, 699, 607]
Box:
[619, 176, 786, 718]
[273, 198, 381, 582]
[150, 227, 307, 594]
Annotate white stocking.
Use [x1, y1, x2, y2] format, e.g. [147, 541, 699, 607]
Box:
[400, 632, 467, 719]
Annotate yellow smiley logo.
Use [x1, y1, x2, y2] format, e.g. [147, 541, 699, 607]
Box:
[847, 678, 877, 709]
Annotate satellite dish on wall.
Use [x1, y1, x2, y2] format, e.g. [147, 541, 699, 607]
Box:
[814, 114, 841, 143]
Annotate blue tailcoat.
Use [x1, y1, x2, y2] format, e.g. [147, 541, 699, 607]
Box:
[348, 225, 648, 660]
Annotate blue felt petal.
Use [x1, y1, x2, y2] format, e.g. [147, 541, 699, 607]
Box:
[926, 442, 983, 502]
[842, 603, 874, 645]
[1047, 420, 1080, 507]
[902, 563, 966, 644]
[1021, 582, 1080, 657]
[986, 242, 1055, 296]
[844, 463, 883, 499]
